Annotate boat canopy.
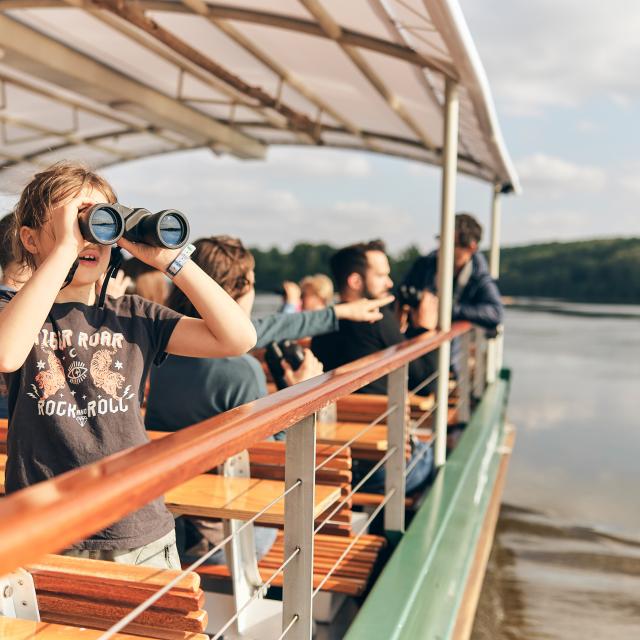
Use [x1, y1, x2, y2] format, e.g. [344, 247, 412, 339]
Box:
[0, 0, 519, 192]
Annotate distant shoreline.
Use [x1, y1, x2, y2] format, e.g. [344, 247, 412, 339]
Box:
[504, 297, 640, 319]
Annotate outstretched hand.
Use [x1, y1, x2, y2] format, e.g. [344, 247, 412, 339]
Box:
[334, 294, 395, 323]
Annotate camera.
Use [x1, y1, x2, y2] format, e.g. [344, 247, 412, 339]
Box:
[397, 284, 424, 309]
[264, 340, 305, 390]
[78, 203, 190, 249]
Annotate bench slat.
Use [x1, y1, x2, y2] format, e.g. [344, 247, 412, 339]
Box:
[0, 617, 173, 640]
[36, 594, 207, 633]
[165, 475, 340, 524]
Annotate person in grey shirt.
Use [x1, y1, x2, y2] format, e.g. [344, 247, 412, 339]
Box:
[145, 235, 391, 562]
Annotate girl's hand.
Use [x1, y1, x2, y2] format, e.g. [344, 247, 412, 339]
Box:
[334, 295, 395, 323]
[117, 237, 181, 273]
[51, 195, 88, 255]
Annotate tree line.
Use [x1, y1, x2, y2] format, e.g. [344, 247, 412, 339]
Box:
[251, 237, 640, 304]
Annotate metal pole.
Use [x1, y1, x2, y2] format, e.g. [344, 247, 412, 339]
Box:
[434, 77, 459, 468]
[487, 185, 503, 382]
[456, 331, 471, 424]
[384, 364, 407, 537]
[282, 413, 316, 640]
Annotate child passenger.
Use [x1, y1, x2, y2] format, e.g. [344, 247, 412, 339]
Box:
[0, 162, 257, 568]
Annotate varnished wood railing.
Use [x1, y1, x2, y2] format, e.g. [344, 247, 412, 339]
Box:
[0, 322, 471, 576]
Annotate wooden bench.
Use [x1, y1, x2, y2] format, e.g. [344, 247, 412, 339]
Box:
[165, 474, 340, 525]
[0, 453, 340, 524]
[194, 530, 386, 598]
[22, 554, 208, 640]
[0, 617, 182, 640]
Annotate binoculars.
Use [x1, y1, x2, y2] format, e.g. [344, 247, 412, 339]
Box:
[264, 340, 305, 390]
[78, 203, 190, 249]
[397, 284, 424, 309]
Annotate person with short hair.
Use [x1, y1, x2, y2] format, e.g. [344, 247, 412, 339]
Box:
[312, 239, 437, 395]
[300, 273, 334, 310]
[280, 273, 334, 313]
[402, 212, 503, 330]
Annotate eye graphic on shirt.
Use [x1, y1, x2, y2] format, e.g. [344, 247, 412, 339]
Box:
[67, 360, 88, 385]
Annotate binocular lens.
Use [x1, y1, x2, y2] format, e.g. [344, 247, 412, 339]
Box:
[79, 205, 124, 245]
[158, 213, 187, 248]
[91, 207, 122, 244]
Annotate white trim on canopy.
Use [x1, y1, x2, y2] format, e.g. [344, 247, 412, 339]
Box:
[0, 0, 519, 192]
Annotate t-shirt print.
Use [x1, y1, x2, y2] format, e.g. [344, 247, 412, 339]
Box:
[29, 325, 139, 427]
[0, 292, 183, 550]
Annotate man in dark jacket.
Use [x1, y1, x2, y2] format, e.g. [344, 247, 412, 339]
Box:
[402, 213, 503, 382]
[402, 212, 503, 330]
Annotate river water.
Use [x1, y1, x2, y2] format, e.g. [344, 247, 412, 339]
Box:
[472, 303, 640, 639]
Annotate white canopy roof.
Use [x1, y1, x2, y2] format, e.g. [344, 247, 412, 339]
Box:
[0, 0, 519, 193]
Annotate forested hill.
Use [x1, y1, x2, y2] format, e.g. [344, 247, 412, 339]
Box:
[251, 237, 640, 304]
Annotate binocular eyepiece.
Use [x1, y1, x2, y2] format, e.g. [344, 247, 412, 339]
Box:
[78, 203, 190, 249]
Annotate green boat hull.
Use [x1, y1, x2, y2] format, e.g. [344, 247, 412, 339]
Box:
[345, 369, 512, 640]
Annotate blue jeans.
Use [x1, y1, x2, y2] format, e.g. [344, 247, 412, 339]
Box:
[352, 439, 434, 494]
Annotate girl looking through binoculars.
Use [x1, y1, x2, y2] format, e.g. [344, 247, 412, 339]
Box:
[0, 161, 257, 567]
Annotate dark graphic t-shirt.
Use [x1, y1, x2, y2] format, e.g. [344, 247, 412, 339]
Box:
[0, 293, 182, 550]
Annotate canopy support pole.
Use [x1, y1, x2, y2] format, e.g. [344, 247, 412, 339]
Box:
[434, 77, 459, 468]
[486, 185, 503, 383]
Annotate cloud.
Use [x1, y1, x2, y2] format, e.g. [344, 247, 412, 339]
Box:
[618, 165, 640, 195]
[516, 154, 607, 194]
[460, 0, 640, 116]
[266, 150, 371, 177]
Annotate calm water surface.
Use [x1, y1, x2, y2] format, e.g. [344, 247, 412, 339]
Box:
[473, 304, 640, 639]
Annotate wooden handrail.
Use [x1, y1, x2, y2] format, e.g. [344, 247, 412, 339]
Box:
[0, 322, 470, 575]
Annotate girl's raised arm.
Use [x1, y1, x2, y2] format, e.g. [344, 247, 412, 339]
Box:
[0, 199, 85, 372]
[118, 238, 257, 358]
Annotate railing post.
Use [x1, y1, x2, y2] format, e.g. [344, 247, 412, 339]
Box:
[283, 413, 316, 640]
[487, 184, 503, 383]
[385, 364, 407, 537]
[457, 331, 471, 424]
[434, 76, 459, 468]
[472, 328, 487, 399]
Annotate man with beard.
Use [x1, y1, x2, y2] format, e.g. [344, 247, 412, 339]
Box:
[312, 239, 437, 395]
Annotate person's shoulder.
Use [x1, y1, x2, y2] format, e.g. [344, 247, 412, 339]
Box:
[105, 294, 177, 319]
[470, 252, 492, 282]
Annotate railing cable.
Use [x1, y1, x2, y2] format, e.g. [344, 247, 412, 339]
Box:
[315, 404, 398, 473]
[410, 402, 438, 433]
[312, 489, 396, 597]
[404, 437, 435, 478]
[277, 614, 300, 640]
[314, 446, 398, 535]
[409, 369, 439, 397]
[97, 480, 302, 640]
[212, 547, 300, 640]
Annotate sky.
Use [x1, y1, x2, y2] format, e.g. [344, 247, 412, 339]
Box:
[1, 0, 639, 254]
